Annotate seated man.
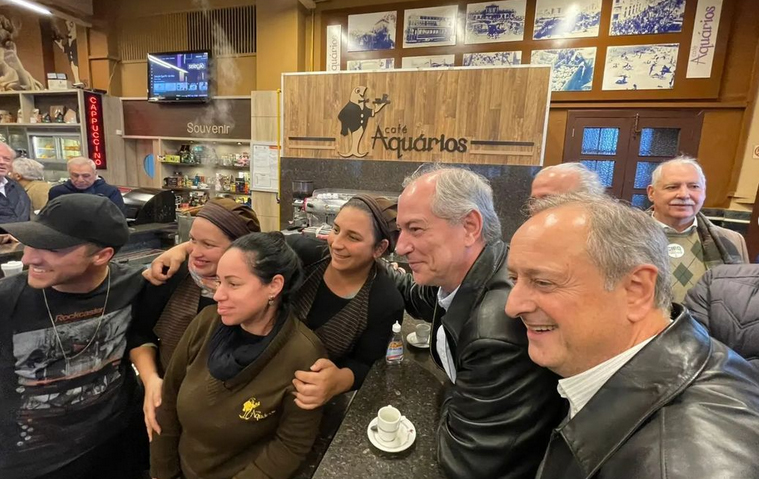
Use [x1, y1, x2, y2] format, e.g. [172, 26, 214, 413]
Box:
[10, 158, 50, 214]
[684, 264, 759, 371]
[0, 141, 31, 224]
[48, 157, 124, 212]
[391, 165, 563, 479]
[0, 195, 147, 479]
[646, 156, 748, 302]
[530, 162, 605, 199]
[506, 192, 759, 479]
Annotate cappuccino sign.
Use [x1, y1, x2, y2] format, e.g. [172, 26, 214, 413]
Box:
[687, 0, 723, 79]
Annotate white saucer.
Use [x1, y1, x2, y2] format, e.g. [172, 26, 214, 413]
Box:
[367, 417, 417, 453]
[407, 332, 430, 349]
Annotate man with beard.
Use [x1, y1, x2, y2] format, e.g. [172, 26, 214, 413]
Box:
[646, 157, 748, 302]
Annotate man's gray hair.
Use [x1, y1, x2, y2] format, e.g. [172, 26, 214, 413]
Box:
[536, 162, 606, 196]
[530, 192, 672, 312]
[12, 158, 45, 181]
[403, 164, 502, 244]
[67, 156, 97, 172]
[0, 141, 16, 159]
[651, 156, 706, 187]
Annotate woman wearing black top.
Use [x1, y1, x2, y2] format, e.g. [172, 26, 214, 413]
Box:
[145, 195, 405, 410]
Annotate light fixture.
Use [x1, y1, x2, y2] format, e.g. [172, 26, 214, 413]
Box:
[7, 0, 52, 15]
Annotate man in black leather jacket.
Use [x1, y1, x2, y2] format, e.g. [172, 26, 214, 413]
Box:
[507, 193, 759, 479]
[391, 166, 563, 479]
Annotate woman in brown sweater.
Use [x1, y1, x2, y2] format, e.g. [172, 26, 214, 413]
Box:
[150, 232, 326, 479]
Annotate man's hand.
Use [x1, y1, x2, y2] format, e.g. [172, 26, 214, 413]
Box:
[0, 234, 17, 244]
[143, 243, 190, 285]
[292, 358, 354, 410]
[142, 374, 163, 442]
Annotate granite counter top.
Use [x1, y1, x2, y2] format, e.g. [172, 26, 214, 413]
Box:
[312, 345, 446, 479]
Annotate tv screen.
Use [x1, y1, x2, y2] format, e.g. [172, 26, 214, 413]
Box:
[147, 51, 211, 102]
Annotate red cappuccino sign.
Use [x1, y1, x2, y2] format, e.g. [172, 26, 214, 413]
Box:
[84, 92, 107, 168]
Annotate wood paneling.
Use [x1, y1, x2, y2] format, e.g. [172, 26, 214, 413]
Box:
[283, 67, 551, 165]
[122, 98, 252, 139]
[697, 109, 744, 208]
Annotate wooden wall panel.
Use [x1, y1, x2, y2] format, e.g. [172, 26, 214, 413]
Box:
[282, 67, 551, 165]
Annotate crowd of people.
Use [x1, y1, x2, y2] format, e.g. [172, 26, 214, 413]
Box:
[1, 148, 758, 479]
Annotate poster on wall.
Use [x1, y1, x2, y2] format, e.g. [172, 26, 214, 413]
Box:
[402, 55, 455, 69]
[465, 0, 526, 44]
[602, 43, 679, 90]
[533, 0, 601, 40]
[325, 25, 342, 72]
[51, 19, 80, 83]
[686, 0, 722, 78]
[347, 11, 396, 52]
[403, 5, 458, 48]
[347, 59, 395, 70]
[531, 48, 596, 91]
[0, 13, 43, 90]
[609, 0, 686, 36]
[463, 51, 522, 67]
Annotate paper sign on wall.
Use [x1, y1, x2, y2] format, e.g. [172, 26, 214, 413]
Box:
[686, 0, 723, 79]
[252, 143, 279, 192]
[326, 25, 342, 72]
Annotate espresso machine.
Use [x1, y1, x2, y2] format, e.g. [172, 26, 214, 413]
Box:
[290, 180, 314, 229]
[301, 188, 400, 236]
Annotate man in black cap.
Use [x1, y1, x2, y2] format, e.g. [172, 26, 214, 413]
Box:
[0, 195, 148, 479]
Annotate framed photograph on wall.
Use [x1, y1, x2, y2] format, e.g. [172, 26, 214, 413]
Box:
[609, 0, 686, 36]
[531, 47, 597, 91]
[403, 5, 458, 48]
[401, 54, 456, 68]
[463, 51, 522, 66]
[347, 11, 397, 52]
[533, 0, 601, 40]
[347, 58, 396, 70]
[602, 43, 679, 90]
[465, 0, 526, 44]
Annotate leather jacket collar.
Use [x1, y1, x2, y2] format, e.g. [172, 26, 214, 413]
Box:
[557, 305, 710, 478]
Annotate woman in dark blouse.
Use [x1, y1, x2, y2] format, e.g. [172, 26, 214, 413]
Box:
[145, 195, 405, 411]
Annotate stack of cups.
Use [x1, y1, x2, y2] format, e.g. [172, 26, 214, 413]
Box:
[1, 260, 23, 278]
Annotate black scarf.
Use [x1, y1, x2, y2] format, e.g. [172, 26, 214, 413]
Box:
[207, 313, 286, 381]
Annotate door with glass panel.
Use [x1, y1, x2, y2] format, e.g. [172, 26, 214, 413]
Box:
[563, 110, 703, 206]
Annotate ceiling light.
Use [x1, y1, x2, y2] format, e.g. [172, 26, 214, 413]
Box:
[7, 0, 52, 15]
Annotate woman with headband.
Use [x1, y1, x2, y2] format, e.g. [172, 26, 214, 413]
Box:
[129, 198, 261, 440]
[145, 194, 405, 411]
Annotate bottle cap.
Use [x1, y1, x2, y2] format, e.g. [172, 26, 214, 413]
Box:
[392, 321, 401, 333]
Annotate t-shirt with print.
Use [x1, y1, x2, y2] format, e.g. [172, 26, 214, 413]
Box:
[0, 263, 146, 479]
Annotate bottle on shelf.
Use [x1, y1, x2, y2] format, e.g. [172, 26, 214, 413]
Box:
[385, 321, 404, 365]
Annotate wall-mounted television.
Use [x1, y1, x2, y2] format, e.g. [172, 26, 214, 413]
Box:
[147, 51, 211, 102]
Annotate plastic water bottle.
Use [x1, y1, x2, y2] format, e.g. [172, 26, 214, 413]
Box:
[385, 321, 404, 365]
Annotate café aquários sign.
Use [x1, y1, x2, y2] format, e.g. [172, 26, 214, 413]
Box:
[282, 68, 551, 166]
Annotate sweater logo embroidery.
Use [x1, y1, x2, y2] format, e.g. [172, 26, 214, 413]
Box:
[239, 397, 275, 421]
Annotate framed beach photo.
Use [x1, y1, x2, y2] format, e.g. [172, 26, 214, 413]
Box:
[347, 11, 397, 52]
[347, 58, 396, 70]
[531, 47, 597, 91]
[609, 0, 686, 36]
[465, 0, 526, 44]
[463, 51, 522, 67]
[401, 54, 456, 69]
[533, 0, 601, 40]
[602, 43, 679, 90]
[403, 5, 458, 48]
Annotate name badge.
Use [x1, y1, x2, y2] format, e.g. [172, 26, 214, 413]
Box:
[668, 244, 685, 258]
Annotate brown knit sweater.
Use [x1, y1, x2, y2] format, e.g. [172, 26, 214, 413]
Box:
[150, 306, 327, 479]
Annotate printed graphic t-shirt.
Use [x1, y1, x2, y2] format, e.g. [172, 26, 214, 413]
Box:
[0, 264, 146, 479]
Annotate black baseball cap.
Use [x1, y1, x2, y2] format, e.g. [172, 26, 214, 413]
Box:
[0, 194, 129, 250]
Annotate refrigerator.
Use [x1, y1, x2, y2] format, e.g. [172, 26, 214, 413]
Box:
[28, 133, 83, 182]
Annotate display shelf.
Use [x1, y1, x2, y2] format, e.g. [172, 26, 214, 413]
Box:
[10, 123, 80, 127]
[162, 186, 209, 192]
[159, 161, 249, 170]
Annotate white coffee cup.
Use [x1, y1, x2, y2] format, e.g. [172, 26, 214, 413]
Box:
[376, 405, 402, 443]
[1, 261, 23, 277]
[415, 324, 431, 344]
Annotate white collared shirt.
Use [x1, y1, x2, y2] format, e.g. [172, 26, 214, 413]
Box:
[652, 213, 698, 234]
[436, 285, 460, 383]
[557, 336, 656, 419]
[0, 176, 7, 197]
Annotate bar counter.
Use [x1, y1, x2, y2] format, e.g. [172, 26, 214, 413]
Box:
[311, 317, 447, 479]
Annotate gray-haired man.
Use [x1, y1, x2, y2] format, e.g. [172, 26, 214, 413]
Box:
[48, 157, 124, 212]
[0, 142, 31, 224]
[390, 165, 562, 479]
[506, 192, 759, 479]
[530, 162, 605, 199]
